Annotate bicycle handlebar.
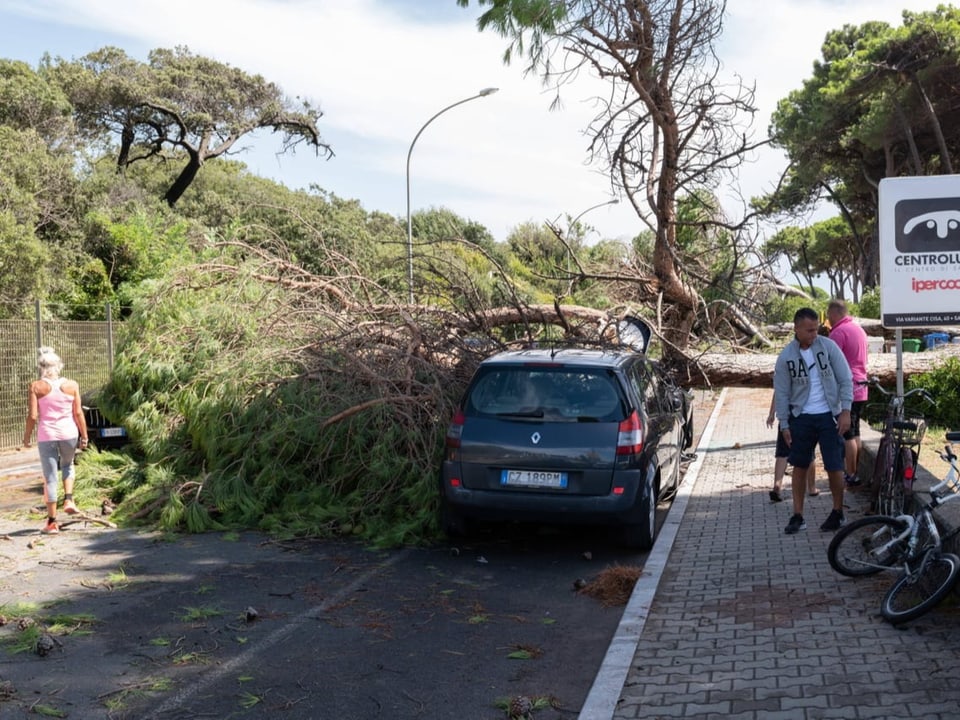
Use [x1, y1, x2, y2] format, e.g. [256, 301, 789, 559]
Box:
[860, 376, 936, 406]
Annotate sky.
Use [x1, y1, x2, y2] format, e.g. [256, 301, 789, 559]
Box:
[0, 0, 951, 250]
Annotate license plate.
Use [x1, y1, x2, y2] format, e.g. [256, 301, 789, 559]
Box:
[500, 470, 567, 488]
[98, 427, 126, 438]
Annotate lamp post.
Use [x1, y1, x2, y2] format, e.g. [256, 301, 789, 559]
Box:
[405, 87, 498, 304]
[565, 198, 619, 276]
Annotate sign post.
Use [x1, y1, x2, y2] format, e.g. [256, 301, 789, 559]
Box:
[878, 175, 960, 394]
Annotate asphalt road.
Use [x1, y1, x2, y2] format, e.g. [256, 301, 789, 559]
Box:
[0, 389, 716, 719]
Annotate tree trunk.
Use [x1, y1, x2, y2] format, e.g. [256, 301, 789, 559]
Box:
[117, 124, 134, 171]
[164, 151, 202, 207]
[910, 71, 953, 175]
[685, 347, 958, 389]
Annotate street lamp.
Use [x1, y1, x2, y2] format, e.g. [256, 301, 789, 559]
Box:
[569, 198, 620, 233]
[565, 198, 619, 276]
[405, 87, 499, 304]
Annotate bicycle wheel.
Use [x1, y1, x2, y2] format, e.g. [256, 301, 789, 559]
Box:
[870, 434, 895, 514]
[877, 445, 911, 516]
[827, 515, 909, 576]
[881, 552, 960, 624]
[896, 446, 917, 515]
[875, 438, 901, 516]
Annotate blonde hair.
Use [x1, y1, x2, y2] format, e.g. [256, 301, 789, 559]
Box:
[37, 346, 64, 379]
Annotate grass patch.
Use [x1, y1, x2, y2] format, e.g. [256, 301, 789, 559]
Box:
[106, 564, 132, 589]
[172, 650, 211, 665]
[505, 643, 542, 660]
[238, 691, 263, 709]
[27, 704, 67, 718]
[177, 605, 223, 623]
[101, 677, 174, 712]
[0, 606, 97, 654]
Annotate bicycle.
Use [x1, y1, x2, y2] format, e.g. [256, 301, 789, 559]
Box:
[860, 378, 934, 517]
[827, 431, 960, 624]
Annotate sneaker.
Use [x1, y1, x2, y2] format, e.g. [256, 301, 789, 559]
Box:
[769, 489, 783, 503]
[821, 509, 845, 531]
[63, 499, 78, 515]
[844, 473, 861, 487]
[41, 520, 59, 535]
[784, 514, 806, 534]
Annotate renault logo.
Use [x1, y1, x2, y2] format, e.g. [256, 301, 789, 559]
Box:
[531, 432, 541, 444]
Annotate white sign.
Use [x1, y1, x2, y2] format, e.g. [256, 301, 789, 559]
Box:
[878, 175, 960, 328]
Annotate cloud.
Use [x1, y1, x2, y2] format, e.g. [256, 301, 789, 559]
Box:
[0, 0, 950, 245]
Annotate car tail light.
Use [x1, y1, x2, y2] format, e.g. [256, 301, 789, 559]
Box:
[446, 409, 465, 449]
[616, 410, 644, 455]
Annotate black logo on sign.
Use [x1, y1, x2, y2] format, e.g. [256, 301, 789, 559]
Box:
[896, 197, 960, 252]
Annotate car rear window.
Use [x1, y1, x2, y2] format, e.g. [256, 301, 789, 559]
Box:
[464, 367, 624, 421]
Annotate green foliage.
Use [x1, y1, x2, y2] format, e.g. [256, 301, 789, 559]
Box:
[764, 218, 860, 299]
[764, 289, 828, 324]
[0, 209, 47, 316]
[47, 259, 115, 319]
[84, 207, 197, 291]
[0, 58, 73, 142]
[48, 45, 331, 207]
[909, 356, 960, 430]
[765, 7, 960, 290]
[93, 259, 457, 546]
[858, 287, 880, 319]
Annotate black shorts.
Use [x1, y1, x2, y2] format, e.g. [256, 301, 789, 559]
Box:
[843, 400, 866, 440]
[775, 428, 790, 458]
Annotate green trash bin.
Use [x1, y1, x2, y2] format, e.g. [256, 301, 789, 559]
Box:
[902, 339, 922, 353]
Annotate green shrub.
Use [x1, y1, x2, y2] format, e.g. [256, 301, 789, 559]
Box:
[908, 356, 960, 430]
[764, 289, 828, 324]
[858, 288, 880, 319]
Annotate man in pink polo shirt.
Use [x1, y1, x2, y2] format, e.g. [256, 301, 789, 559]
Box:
[827, 299, 868, 486]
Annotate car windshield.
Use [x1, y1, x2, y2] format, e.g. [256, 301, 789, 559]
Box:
[465, 367, 624, 422]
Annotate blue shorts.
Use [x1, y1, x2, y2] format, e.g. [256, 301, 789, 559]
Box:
[786, 412, 845, 472]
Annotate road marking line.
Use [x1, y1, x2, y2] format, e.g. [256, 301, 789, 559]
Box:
[141, 547, 412, 719]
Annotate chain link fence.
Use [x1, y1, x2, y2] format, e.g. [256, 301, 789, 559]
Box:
[0, 303, 120, 451]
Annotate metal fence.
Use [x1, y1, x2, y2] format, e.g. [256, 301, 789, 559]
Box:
[0, 303, 119, 450]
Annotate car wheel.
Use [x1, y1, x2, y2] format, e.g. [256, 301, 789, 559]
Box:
[672, 445, 683, 490]
[682, 416, 694, 450]
[619, 475, 658, 550]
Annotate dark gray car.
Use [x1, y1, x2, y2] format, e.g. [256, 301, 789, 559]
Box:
[439, 346, 687, 549]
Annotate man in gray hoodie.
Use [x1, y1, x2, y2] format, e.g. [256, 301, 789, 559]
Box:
[774, 307, 854, 534]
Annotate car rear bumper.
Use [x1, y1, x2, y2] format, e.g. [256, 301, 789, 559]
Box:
[441, 465, 648, 525]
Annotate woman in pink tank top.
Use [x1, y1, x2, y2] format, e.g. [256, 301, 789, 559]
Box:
[20, 347, 89, 534]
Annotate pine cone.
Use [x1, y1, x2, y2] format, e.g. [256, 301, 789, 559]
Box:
[17, 617, 35, 631]
[35, 634, 56, 657]
[508, 695, 533, 719]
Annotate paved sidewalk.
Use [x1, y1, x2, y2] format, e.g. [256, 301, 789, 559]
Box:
[593, 387, 960, 720]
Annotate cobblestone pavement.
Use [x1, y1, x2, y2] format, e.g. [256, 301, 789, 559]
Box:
[607, 386, 960, 720]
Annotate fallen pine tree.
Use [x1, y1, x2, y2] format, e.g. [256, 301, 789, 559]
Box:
[87, 241, 960, 545]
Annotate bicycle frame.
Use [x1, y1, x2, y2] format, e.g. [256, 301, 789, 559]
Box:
[861, 443, 960, 573]
[863, 378, 933, 516]
[827, 432, 960, 623]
